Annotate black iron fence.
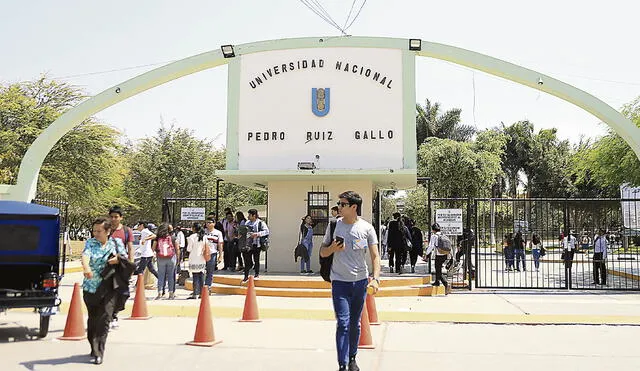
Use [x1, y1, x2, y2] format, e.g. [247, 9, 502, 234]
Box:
[473, 198, 640, 290]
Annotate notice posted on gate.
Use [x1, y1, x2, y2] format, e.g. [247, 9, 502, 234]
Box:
[181, 207, 206, 221]
[435, 209, 463, 235]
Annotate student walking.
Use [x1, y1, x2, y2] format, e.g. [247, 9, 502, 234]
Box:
[134, 222, 158, 278]
[107, 205, 134, 330]
[530, 233, 543, 271]
[242, 209, 269, 283]
[320, 191, 381, 371]
[514, 231, 526, 271]
[81, 217, 129, 365]
[299, 215, 314, 274]
[593, 229, 608, 285]
[152, 223, 177, 300]
[424, 223, 451, 294]
[204, 218, 224, 287]
[187, 223, 207, 299]
[235, 211, 247, 271]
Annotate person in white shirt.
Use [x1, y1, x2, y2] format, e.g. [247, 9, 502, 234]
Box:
[134, 222, 158, 278]
[424, 223, 451, 295]
[563, 231, 578, 287]
[204, 218, 224, 287]
[187, 223, 207, 299]
[593, 229, 608, 285]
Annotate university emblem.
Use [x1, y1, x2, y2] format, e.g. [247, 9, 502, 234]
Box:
[311, 88, 330, 117]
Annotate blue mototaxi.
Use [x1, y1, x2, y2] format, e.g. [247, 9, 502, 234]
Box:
[0, 201, 63, 338]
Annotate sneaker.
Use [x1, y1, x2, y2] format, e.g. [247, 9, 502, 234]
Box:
[241, 278, 249, 284]
[338, 365, 347, 371]
[348, 356, 360, 371]
[110, 318, 119, 330]
[254, 274, 259, 279]
[307, 270, 314, 274]
[168, 292, 175, 300]
[154, 293, 164, 300]
[300, 271, 306, 275]
[187, 294, 197, 299]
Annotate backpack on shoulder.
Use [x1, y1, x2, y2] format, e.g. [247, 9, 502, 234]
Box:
[156, 235, 176, 258]
[319, 221, 337, 282]
[437, 234, 452, 254]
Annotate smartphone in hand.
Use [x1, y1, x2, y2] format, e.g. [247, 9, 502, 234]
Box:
[335, 236, 344, 245]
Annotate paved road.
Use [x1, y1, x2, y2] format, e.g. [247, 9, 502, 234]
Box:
[2, 311, 639, 371]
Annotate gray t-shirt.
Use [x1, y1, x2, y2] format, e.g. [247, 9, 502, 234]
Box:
[323, 218, 378, 282]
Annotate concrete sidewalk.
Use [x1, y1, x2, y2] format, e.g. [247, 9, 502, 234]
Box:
[51, 271, 640, 325]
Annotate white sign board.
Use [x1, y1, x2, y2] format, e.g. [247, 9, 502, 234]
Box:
[237, 47, 404, 170]
[435, 209, 463, 235]
[181, 207, 206, 221]
[621, 184, 640, 229]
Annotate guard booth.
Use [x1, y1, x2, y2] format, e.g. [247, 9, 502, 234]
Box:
[216, 45, 417, 273]
[0, 201, 63, 338]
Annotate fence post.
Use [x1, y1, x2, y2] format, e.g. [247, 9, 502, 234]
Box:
[466, 197, 473, 291]
[563, 198, 570, 290]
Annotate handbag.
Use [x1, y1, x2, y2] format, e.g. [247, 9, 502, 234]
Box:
[540, 246, 546, 257]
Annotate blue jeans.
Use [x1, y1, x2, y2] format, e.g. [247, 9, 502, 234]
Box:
[157, 256, 176, 294]
[205, 253, 217, 287]
[515, 248, 526, 270]
[300, 243, 313, 272]
[331, 279, 368, 367]
[532, 249, 541, 269]
[192, 272, 203, 296]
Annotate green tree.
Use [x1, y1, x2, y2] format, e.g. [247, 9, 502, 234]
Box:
[500, 120, 534, 197]
[416, 131, 505, 198]
[571, 96, 640, 192]
[0, 78, 125, 232]
[415, 99, 475, 148]
[527, 128, 573, 197]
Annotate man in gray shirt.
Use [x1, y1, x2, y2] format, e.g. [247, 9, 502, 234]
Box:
[320, 191, 381, 371]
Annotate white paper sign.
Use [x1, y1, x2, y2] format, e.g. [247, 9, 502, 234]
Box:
[435, 209, 463, 235]
[180, 207, 206, 221]
[621, 184, 640, 229]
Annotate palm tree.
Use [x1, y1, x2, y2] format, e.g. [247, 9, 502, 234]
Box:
[415, 99, 476, 148]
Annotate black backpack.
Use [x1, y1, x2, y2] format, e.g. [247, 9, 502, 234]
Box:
[319, 221, 337, 282]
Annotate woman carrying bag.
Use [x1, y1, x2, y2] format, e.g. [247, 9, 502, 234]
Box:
[299, 215, 314, 274]
[81, 217, 129, 365]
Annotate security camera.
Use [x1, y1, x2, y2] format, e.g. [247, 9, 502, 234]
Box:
[537, 77, 544, 85]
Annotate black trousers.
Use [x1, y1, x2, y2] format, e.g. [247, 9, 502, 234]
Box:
[223, 240, 235, 270]
[564, 250, 575, 287]
[388, 248, 395, 269]
[135, 256, 158, 277]
[234, 239, 244, 268]
[593, 252, 607, 284]
[395, 249, 406, 272]
[112, 286, 129, 320]
[83, 290, 117, 358]
[434, 254, 448, 286]
[243, 247, 261, 279]
[409, 249, 420, 267]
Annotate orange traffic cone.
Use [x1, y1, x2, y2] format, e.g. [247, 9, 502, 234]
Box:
[239, 276, 261, 322]
[58, 282, 86, 340]
[186, 285, 222, 347]
[358, 301, 375, 349]
[127, 274, 150, 320]
[366, 290, 380, 326]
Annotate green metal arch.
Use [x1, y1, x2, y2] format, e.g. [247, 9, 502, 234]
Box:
[7, 36, 640, 201]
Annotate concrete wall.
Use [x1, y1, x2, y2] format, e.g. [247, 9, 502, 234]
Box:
[265, 180, 373, 273]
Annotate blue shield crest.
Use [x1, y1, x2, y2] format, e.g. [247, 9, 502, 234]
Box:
[311, 88, 330, 117]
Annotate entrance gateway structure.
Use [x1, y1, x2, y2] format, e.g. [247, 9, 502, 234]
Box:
[3, 37, 640, 273]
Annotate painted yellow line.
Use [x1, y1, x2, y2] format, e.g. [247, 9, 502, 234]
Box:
[609, 269, 640, 281]
[49, 303, 640, 325]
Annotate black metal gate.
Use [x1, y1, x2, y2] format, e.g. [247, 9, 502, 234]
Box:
[428, 197, 474, 290]
[474, 198, 640, 291]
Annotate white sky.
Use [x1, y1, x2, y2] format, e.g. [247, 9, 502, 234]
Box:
[2, 0, 639, 147]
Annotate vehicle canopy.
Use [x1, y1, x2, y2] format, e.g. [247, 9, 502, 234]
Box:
[0, 201, 61, 289]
